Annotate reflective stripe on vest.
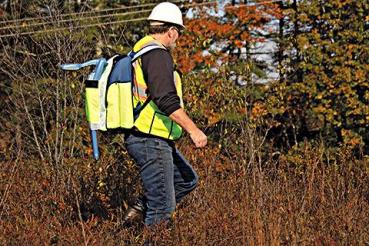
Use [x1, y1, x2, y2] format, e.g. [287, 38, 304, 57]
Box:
[132, 61, 148, 101]
[132, 36, 183, 140]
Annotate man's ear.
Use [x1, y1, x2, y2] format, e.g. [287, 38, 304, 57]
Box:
[167, 28, 175, 38]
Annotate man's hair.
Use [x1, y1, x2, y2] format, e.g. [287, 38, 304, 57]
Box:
[148, 22, 181, 35]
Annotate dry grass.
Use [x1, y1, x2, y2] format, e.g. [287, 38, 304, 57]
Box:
[1, 138, 368, 245]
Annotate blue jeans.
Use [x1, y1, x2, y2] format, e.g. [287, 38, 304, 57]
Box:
[125, 133, 198, 225]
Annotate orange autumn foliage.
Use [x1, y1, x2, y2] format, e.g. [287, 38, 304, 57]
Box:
[174, 1, 283, 73]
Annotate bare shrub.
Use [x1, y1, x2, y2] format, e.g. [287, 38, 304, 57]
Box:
[0, 3, 142, 240]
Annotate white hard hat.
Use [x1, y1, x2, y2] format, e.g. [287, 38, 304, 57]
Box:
[148, 2, 184, 28]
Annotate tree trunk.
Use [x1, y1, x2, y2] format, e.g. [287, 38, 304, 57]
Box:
[278, 1, 285, 83]
[292, 0, 303, 83]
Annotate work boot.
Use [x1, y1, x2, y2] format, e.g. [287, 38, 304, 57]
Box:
[122, 197, 146, 227]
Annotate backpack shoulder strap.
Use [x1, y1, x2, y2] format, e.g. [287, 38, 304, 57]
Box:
[130, 44, 166, 63]
[129, 44, 165, 118]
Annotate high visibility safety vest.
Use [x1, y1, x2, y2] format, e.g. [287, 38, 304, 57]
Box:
[132, 36, 184, 140]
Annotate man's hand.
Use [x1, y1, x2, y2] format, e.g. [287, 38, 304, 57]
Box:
[169, 108, 208, 148]
[190, 129, 207, 148]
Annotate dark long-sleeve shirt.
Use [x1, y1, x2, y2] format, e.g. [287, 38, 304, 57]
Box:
[141, 49, 181, 116]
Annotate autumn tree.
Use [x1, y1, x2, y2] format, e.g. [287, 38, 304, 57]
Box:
[261, 0, 369, 151]
[174, 0, 282, 130]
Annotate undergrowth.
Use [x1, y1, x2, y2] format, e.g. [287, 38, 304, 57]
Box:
[1, 137, 368, 245]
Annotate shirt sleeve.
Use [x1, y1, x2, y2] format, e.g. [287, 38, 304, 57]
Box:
[141, 49, 181, 116]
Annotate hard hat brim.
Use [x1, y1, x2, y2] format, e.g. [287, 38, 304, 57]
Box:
[148, 19, 185, 29]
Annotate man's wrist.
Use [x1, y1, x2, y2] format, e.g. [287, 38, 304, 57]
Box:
[169, 108, 200, 135]
[188, 127, 199, 136]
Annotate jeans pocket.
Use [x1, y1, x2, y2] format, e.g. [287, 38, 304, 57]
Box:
[125, 134, 146, 145]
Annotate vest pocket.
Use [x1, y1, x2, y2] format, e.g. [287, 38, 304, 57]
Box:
[85, 80, 100, 124]
[149, 111, 182, 140]
[119, 83, 134, 128]
[106, 82, 134, 129]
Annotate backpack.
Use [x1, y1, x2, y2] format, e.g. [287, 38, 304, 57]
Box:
[60, 44, 164, 160]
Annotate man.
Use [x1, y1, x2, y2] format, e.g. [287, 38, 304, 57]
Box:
[123, 2, 207, 226]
